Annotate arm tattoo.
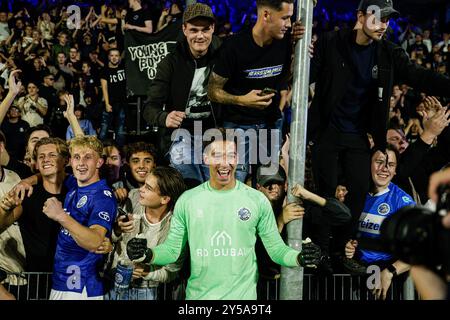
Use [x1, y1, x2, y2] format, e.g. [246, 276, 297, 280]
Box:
[207, 72, 241, 106]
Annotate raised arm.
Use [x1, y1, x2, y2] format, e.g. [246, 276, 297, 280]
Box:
[0, 70, 22, 124]
[63, 94, 84, 138]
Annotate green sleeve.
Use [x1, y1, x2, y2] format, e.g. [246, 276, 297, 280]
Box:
[256, 197, 299, 267]
[152, 196, 188, 266]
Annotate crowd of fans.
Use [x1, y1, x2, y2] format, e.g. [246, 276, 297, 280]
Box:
[0, 0, 449, 301]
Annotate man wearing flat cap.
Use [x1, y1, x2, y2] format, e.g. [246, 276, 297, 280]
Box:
[308, 0, 450, 271]
[144, 3, 221, 188]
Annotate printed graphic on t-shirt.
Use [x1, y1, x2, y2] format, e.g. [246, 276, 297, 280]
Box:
[185, 66, 212, 119]
[109, 70, 126, 83]
[244, 64, 283, 79]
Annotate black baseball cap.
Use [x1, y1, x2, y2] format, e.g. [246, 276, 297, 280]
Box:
[256, 163, 287, 187]
[357, 0, 400, 19]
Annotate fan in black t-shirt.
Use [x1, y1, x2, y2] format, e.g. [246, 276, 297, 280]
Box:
[124, 0, 153, 34]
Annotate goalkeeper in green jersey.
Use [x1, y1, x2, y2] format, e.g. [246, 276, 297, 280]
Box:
[127, 130, 321, 299]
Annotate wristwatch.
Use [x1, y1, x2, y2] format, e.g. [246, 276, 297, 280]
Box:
[386, 264, 397, 277]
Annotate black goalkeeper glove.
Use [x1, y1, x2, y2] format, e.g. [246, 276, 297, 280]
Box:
[0, 268, 6, 283]
[126, 238, 153, 264]
[297, 242, 321, 268]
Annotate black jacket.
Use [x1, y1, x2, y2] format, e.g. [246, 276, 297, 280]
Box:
[143, 36, 222, 156]
[309, 29, 450, 149]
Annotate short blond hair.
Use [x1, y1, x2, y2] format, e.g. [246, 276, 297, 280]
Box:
[69, 136, 103, 157]
[33, 137, 70, 162]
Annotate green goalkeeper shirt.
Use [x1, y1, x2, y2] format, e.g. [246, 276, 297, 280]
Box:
[152, 180, 300, 300]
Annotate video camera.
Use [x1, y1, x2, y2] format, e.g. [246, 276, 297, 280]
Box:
[358, 184, 450, 273]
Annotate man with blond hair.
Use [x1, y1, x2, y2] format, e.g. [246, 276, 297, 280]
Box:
[43, 136, 117, 300]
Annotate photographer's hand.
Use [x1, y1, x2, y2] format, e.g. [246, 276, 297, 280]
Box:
[428, 167, 450, 203]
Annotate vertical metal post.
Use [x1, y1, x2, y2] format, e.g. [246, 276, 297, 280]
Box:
[279, 0, 315, 300]
[403, 275, 416, 300]
[137, 96, 141, 136]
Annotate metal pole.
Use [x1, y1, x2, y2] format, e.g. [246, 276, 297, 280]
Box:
[402, 276, 416, 300]
[279, 0, 315, 300]
[137, 96, 141, 136]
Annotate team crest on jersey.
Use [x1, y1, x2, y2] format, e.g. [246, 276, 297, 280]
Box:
[237, 208, 251, 221]
[377, 203, 390, 215]
[104, 190, 112, 198]
[76, 196, 88, 208]
[98, 211, 110, 222]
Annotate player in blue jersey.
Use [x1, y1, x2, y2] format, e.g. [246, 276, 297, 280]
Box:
[345, 145, 414, 300]
[43, 136, 117, 300]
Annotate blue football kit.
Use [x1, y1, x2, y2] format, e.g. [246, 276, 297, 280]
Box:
[52, 176, 117, 296]
[358, 182, 415, 264]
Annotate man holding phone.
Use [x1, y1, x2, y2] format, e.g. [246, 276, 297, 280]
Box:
[208, 0, 304, 182]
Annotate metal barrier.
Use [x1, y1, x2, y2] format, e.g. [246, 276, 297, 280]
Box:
[2, 272, 416, 300]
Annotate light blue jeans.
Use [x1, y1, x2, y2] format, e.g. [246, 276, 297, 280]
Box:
[168, 134, 210, 186]
[222, 121, 281, 183]
[105, 286, 158, 300]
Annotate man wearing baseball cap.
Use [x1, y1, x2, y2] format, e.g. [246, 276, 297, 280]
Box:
[144, 3, 220, 188]
[308, 0, 450, 272]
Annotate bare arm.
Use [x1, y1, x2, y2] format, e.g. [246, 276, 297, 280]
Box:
[43, 197, 106, 252]
[0, 190, 23, 233]
[207, 72, 274, 109]
[0, 70, 22, 124]
[207, 71, 240, 106]
[291, 184, 326, 207]
[100, 78, 110, 106]
[126, 21, 153, 34]
[410, 265, 447, 300]
[100, 17, 119, 25]
[63, 94, 84, 138]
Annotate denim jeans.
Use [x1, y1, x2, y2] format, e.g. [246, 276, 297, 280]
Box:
[99, 104, 126, 147]
[105, 286, 158, 300]
[168, 134, 210, 187]
[222, 121, 281, 183]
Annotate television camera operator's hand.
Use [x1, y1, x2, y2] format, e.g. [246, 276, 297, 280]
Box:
[127, 237, 152, 264]
[428, 168, 450, 229]
[297, 241, 321, 268]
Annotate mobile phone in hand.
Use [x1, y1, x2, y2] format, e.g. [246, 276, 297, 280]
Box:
[259, 88, 277, 96]
[118, 207, 129, 222]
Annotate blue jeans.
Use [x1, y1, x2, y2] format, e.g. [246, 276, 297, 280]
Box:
[168, 134, 210, 186]
[105, 286, 158, 300]
[222, 121, 281, 183]
[99, 104, 126, 147]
